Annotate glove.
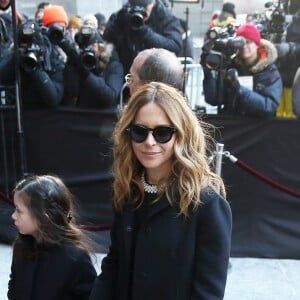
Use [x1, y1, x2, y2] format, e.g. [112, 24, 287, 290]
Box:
[224, 68, 240, 94]
[76, 62, 90, 80]
[134, 23, 148, 32]
[59, 35, 79, 59]
[59, 37, 89, 79]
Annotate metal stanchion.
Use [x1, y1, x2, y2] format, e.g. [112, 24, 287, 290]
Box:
[118, 83, 127, 112]
[215, 143, 224, 176]
[11, 0, 27, 178]
[215, 143, 224, 193]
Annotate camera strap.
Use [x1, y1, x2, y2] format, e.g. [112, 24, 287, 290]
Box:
[0, 17, 10, 57]
[42, 37, 53, 72]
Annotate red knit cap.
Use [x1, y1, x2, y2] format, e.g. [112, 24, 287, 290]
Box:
[43, 5, 68, 26]
[236, 23, 261, 46]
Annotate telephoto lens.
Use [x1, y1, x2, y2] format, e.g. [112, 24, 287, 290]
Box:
[128, 6, 147, 30]
[47, 23, 66, 44]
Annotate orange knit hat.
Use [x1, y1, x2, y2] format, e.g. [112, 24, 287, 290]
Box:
[43, 5, 68, 26]
[68, 16, 82, 29]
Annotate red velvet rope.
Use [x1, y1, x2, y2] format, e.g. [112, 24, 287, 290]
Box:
[234, 159, 300, 199]
[0, 191, 13, 205]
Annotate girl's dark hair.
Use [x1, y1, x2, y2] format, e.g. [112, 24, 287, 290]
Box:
[12, 175, 93, 259]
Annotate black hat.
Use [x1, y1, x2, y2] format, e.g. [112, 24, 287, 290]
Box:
[94, 12, 106, 25]
[222, 2, 236, 18]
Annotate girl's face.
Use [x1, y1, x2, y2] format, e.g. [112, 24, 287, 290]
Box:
[131, 102, 176, 183]
[12, 192, 39, 239]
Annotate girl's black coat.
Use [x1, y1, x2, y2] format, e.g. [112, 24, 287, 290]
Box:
[90, 190, 232, 300]
[8, 243, 97, 300]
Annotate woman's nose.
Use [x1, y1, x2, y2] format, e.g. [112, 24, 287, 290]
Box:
[145, 131, 156, 145]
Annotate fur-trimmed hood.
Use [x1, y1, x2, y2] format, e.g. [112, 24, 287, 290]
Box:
[234, 39, 278, 74]
[97, 42, 114, 72]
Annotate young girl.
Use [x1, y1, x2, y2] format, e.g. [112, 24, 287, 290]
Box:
[8, 175, 97, 300]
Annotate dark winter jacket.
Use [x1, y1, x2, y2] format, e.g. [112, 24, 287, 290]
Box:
[89, 189, 232, 300]
[0, 35, 65, 108]
[8, 242, 97, 300]
[63, 44, 124, 109]
[203, 39, 282, 116]
[277, 16, 300, 87]
[103, 0, 182, 74]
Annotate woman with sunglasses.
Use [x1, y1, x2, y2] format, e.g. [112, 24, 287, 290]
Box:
[90, 82, 232, 300]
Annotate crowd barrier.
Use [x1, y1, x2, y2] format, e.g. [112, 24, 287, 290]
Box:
[1, 107, 300, 259]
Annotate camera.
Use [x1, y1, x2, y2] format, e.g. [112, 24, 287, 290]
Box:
[265, 1, 286, 34]
[206, 25, 236, 41]
[75, 26, 101, 69]
[202, 24, 245, 70]
[205, 37, 245, 70]
[126, 5, 147, 30]
[18, 21, 44, 72]
[46, 23, 66, 44]
[260, 0, 287, 42]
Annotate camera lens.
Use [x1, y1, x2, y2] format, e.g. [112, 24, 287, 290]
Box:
[81, 51, 97, 69]
[49, 29, 64, 44]
[20, 52, 38, 72]
[130, 13, 144, 30]
[128, 6, 146, 31]
[48, 24, 65, 44]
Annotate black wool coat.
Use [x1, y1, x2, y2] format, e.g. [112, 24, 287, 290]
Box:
[89, 189, 232, 300]
[8, 243, 97, 300]
[103, 1, 183, 74]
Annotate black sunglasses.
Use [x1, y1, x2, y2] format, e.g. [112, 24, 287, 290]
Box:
[126, 124, 177, 143]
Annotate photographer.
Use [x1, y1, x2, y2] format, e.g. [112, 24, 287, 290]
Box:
[209, 2, 236, 29]
[0, 0, 26, 58]
[0, 5, 66, 108]
[275, 8, 300, 117]
[60, 25, 124, 109]
[103, 0, 182, 74]
[202, 23, 282, 116]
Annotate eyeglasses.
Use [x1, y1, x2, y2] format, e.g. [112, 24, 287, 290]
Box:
[126, 124, 177, 144]
[125, 73, 133, 85]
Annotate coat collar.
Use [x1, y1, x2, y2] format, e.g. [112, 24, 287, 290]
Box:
[234, 39, 278, 74]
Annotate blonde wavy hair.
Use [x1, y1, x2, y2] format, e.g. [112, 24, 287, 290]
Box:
[113, 82, 226, 216]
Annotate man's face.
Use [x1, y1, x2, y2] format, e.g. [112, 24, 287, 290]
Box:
[128, 53, 148, 95]
[144, 2, 155, 21]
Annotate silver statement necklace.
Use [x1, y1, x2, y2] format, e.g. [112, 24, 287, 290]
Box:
[141, 173, 158, 194]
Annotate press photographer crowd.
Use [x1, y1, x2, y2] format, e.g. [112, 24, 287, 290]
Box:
[0, 0, 299, 117]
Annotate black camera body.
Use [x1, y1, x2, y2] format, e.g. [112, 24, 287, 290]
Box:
[269, 6, 286, 34]
[126, 5, 147, 30]
[18, 21, 44, 72]
[75, 26, 101, 69]
[262, 0, 286, 42]
[203, 25, 245, 70]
